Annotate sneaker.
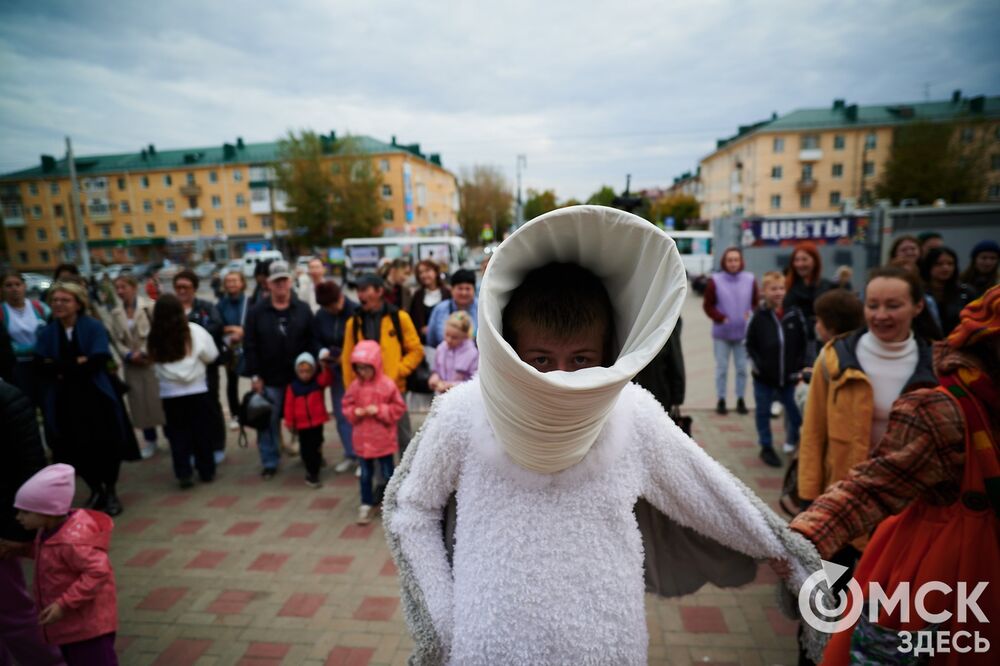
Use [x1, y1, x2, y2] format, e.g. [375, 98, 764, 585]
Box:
[759, 447, 782, 468]
[355, 465, 362, 478]
[261, 467, 277, 480]
[334, 459, 355, 474]
[305, 475, 322, 489]
[140, 442, 156, 459]
[213, 450, 226, 465]
[178, 477, 194, 489]
[716, 399, 727, 415]
[228, 419, 240, 431]
[770, 401, 783, 418]
[782, 442, 797, 454]
[736, 398, 749, 415]
[357, 504, 373, 525]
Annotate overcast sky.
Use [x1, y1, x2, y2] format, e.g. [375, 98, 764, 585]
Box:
[1, 0, 998, 201]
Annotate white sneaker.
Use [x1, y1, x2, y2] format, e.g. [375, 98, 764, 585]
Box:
[782, 442, 797, 454]
[228, 419, 240, 431]
[357, 504, 373, 525]
[355, 465, 362, 478]
[771, 401, 783, 418]
[334, 459, 354, 473]
[140, 442, 156, 459]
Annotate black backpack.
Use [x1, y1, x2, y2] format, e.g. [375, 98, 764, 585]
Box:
[237, 390, 273, 448]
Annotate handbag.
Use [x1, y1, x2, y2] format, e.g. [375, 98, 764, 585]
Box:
[237, 390, 273, 448]
[406, 359, 433, 394]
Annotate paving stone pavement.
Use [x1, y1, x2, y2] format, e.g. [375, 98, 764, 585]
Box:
[43, 294, 803, 665]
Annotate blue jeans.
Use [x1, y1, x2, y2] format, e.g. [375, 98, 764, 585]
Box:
[257, 385, 285, 470]
[329, 372, 355, 460]
[713, 338, 748, 401]
[359, 455, 394, 506]
[752, 378, 801, 449]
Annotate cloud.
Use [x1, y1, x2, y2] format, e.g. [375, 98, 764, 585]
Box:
[1, 0, 998, 200]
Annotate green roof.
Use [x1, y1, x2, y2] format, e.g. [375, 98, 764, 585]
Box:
[0, 133, 445, 181]
[714, 94, 1000, 150]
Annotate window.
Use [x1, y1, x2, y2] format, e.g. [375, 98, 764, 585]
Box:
[163, 174, 172, 186]
[383, 208, 394, 221]
[770, 166, 782, 179]
[40, 250, 50, 263]
[801, 164, 814, 180]
[830, 191, 842, 205]
[960, 127, 975, 144]
[800, 134, 820, 149]
[863, 161, 875, 177]
[832, 163, 844, 177]
[53, 204, 64, 217]
[235, 193, 245, 206]
[59, 227, 68, 240]
[186, 173, 196, 185]
[168, 221, 178, 233]
[119, 201, 130, 213]
[103, 249, 113, 261]
[864, 133, 877, 150]
[143, 199, 153, 212]
[988, 184, 1000, 199]
[232, 169, 243, 182]
[211, 195, 221, 208]
[165, 198, 175, 212]
[28, 183, 38, 195]
[773, 137, 784, 153]
[215, 219, 224, 232]
[833, 135, 845, 150]
[50, 182, 60, 195]
[146, 223, 156, 234]
[991, 154, 1000, 171]
[100, 226, 111, 238]
[379, 159, 390, 172]
[17, 251, 28, 264]
[261, 216, 272, 228]
[382, 184, 393, 198]
[140, 176, 149, 189]
[770, 194, 781, 209]
[209, 171, 218, 183]
[31, 205, 42, 218]
[190, 220, 201, 232]
[14, 229, 24, 242]
[800, 193, 812, 209]
[117, 177, 126, 191]
[188, 196, 198, 209]
[123, 223, 133, 237]
[36, 228, 47, 241]
[237, 217, 247, 229]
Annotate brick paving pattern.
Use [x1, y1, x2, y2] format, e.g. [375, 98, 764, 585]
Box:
[52, 294, 799, 664]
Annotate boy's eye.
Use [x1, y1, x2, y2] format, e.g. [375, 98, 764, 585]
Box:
[530, 356, 549, 367]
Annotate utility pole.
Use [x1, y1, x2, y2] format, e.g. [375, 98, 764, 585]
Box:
[514, 154, 527, 231]
[65, 137, 92, 275]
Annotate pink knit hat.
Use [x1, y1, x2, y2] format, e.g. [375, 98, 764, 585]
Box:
[14, 464, 76, 516]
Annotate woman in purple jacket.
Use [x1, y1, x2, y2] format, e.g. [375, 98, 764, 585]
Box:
[702, 247, 758, 415]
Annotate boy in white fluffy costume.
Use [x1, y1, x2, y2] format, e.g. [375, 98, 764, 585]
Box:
[384, 206, 829, 664]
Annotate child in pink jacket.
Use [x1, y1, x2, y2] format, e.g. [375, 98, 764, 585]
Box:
[342, 340, 407, 525]
[12, 464, 119, 665]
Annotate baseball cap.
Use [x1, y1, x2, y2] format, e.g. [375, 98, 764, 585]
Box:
[268, 260, 291, 282]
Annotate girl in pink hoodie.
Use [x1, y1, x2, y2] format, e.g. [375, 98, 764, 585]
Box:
[342, 340, 407, 525]
[11, 463, 118, 665]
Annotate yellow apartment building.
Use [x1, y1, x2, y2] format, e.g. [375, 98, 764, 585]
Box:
[0, 133, 460, 271]
[699, 93, 1000, 220]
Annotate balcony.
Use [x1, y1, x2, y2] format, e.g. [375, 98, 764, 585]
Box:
[181, 208, 204, 220]
[2, 205, 25, 227]
[87, 204, 113, 222]
[799, 149, 823, 162]
[796, 178, 819, 194]
[179, 184, 202, 197]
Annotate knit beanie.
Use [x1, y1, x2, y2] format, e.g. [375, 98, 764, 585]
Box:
[14, 464, 76, 516]
[450, 269, 477, 287]
[295, 352, 316, 368]
[971, 239, 1000, 260]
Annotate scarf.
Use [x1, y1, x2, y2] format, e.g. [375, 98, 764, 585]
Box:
[477, 205, 687, 474]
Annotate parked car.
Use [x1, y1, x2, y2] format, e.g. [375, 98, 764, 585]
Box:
[23, 272, 53, 297]
[241, 250, 284, 278]
[222, 259, 244, 277]
[194, 261, 218, 280]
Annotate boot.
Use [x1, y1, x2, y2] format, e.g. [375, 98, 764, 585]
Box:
[736, 398, 749, 415]
[103, 486, 123, 517]
[716, 399, 727, 415]
[86, 484, 107, 510]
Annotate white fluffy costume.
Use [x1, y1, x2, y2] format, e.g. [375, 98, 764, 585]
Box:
[384, 206, 829, 664]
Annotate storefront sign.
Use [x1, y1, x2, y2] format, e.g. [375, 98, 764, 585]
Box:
[741, 216, 869, 247]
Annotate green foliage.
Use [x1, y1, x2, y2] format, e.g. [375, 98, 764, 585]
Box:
[649, 194, 700, 230]
[560, 198, 582, 207]
[458, 165, 513, 242]
[586, 185, 617, 206]
[875, 121, 989, 205]
[329, 136, 383, 241]
[523, 188, 558, 221]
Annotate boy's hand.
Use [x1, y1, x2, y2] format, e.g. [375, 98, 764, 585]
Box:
[39, 603, 64, 625]
[354, 407, 366, 417]
[366, 405, 379, 416]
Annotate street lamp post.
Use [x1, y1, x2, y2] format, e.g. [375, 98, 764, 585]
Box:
[514, 154, 527, 231]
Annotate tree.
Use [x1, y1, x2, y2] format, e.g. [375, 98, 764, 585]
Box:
[875, 121, 990, 205]
[560, 198, 582, 207]
[458, 165, 513, 242]
[523, 188, 558, 221]
[329, 136, 383, 241]
[649, 194, 700, 230]
[586, 186, 617, 206]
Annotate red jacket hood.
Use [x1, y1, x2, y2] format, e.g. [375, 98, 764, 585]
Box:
[350, 339, 385, 378]
[48, 509, 113, 551]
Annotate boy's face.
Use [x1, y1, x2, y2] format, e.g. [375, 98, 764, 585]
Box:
[296, 362, 315, 382]
[355, 363, 375, 381]
[815, 318, 832, 343]
[763, 281, 785, 308]
[515, 324, 604, 373]
[16, 510, 50, 531]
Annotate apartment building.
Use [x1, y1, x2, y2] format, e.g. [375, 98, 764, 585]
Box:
[699, 93, 1000, 220]
[0, 133, 459, 271]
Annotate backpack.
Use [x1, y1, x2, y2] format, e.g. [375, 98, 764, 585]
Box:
[352, 306, 432, 393]
[237, 390, 274, 448]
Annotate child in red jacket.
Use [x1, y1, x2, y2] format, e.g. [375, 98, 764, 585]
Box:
[343, 340, 407, 525]
[284, 352, 332, 488]
[12, 463, 119, 665]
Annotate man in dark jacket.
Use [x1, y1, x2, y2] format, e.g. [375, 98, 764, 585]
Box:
[633, 317, 686, 416]
[174, 269, 227, 461]
[0, 380, 65, 664]
[313, 281, 359, 472]
[243, 260, 315, 478]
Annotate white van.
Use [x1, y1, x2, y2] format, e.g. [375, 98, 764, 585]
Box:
[666, 230, 713, 277]
[341, 236, 468, 278]
[242, 250, 284, 278]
